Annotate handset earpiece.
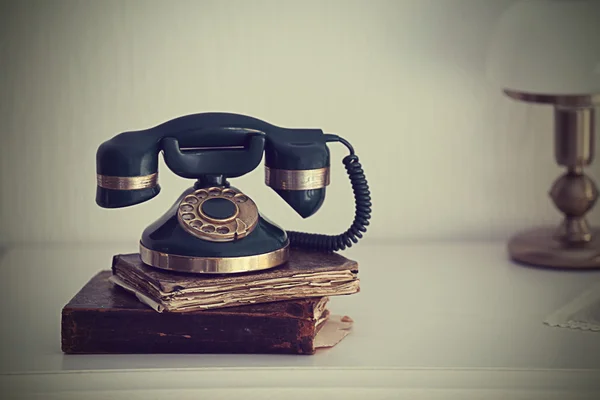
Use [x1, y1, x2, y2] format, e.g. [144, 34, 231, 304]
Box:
[282, 134, 372, 252]
[263, 128, 330, 218]
[96, 131, 162, 208]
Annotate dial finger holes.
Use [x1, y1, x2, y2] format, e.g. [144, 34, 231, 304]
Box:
[180, 204, 194, 212]
[178, 188, 256, 242]
[185, 196, 199, 204]
[202, 225, 216, 233]
[190, 221, 203, 230]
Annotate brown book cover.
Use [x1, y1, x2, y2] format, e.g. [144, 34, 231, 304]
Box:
[61, 271, 352, 355]
[111, 249, 359, 312]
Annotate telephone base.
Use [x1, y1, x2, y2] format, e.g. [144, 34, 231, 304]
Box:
[139, 186, 290, 274]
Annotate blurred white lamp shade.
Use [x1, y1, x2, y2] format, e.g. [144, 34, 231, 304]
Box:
[486, 0, 600, 96]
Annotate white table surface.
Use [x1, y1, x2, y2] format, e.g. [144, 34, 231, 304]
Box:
[1, 241, 599, 399]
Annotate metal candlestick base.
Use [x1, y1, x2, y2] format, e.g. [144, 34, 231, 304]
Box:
[509, 227, 600, 269]
[504, 90, 599, 269]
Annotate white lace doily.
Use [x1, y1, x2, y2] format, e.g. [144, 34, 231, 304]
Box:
[544, 280, 600, 332]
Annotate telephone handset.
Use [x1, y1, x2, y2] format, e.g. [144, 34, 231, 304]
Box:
[96, 112, 371, 274]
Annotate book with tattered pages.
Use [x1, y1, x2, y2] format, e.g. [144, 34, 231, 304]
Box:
[62, 271, 353, 355]
[110, 249, 360, 312]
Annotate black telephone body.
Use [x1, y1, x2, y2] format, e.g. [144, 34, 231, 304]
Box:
[96, 113, 371, 274]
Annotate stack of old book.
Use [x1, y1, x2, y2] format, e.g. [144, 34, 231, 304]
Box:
[61, 249, 359, 355]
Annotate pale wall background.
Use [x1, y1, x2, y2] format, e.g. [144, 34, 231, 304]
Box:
[0, 0, 598, 245]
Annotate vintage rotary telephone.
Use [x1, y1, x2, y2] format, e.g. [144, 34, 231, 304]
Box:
[96, 112, 371, 274]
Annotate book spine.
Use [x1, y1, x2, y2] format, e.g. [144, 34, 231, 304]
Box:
[61, 308, 318, 355]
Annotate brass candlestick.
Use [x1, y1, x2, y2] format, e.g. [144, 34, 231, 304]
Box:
[506, 91, 600, 269]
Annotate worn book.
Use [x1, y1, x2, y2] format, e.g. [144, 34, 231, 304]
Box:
[110, 249, 359, 312]
[61, 271, 353, 355]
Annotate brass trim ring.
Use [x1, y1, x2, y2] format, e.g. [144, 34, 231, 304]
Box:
[97, 173, 158, 190]
[265, 166, 330, 190]
[139, 242, 289, 274]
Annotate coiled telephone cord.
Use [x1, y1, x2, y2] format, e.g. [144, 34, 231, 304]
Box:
[287, 136, 371, 252]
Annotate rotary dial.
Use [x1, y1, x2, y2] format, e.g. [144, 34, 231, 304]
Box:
[177, 187, 259, 242]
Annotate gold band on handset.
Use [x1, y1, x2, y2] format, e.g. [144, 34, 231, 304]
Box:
[265, 167, 330, 191]
[97, 173, 158, 190]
